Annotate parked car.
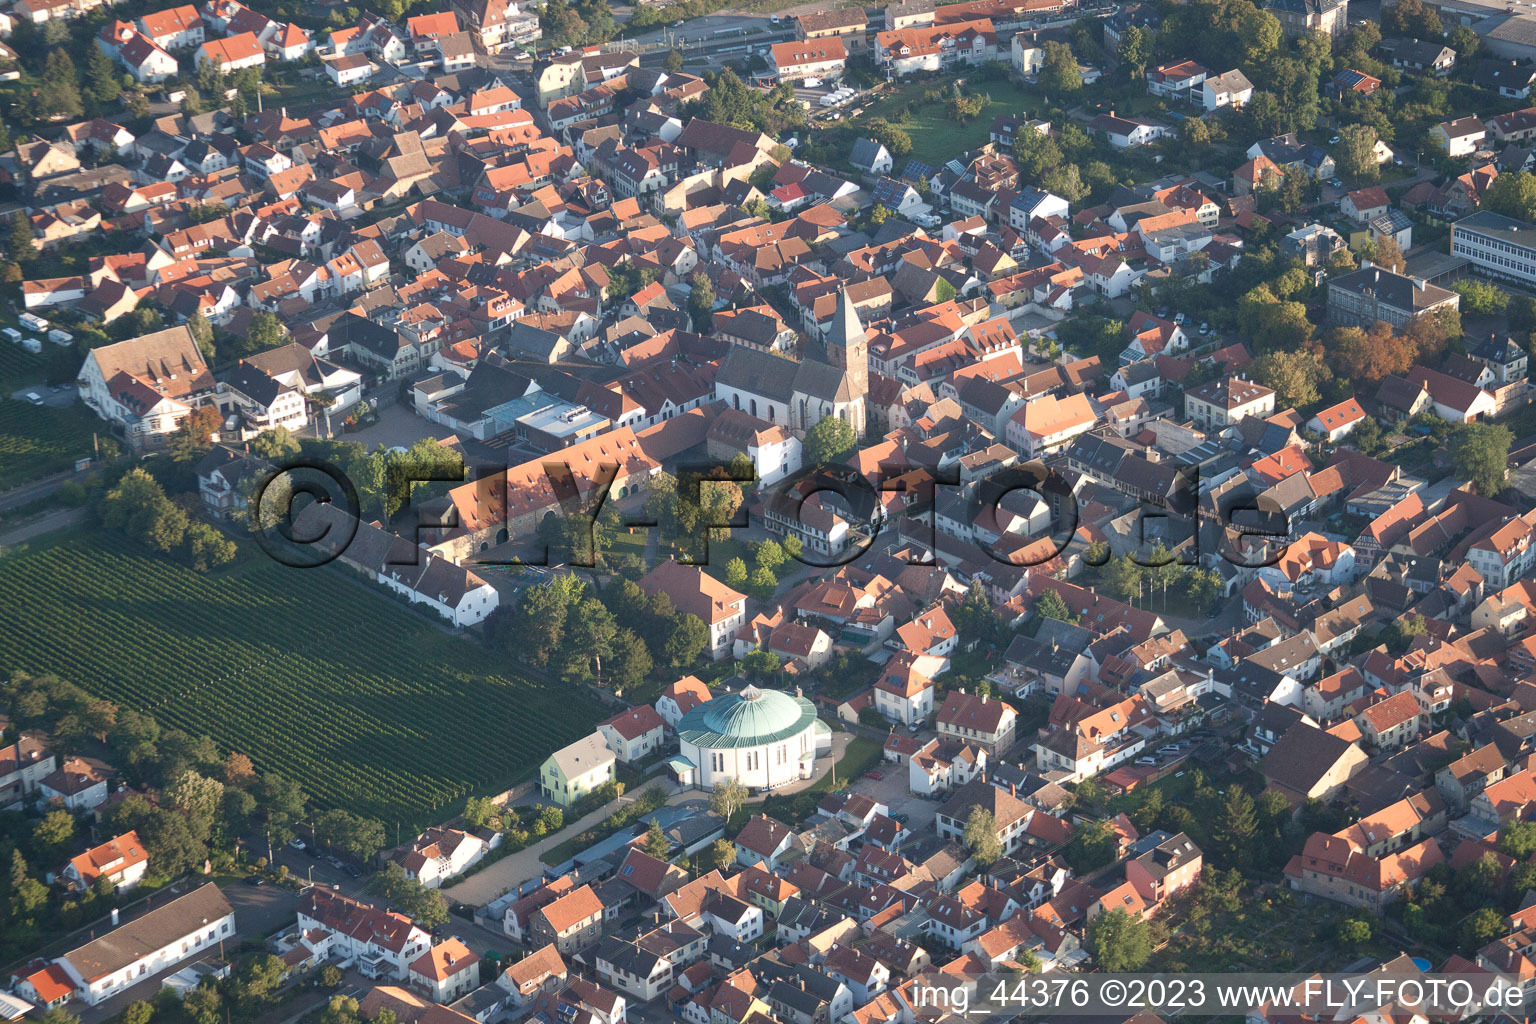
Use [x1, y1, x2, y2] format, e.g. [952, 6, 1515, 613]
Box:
[1199, 322, 1211, 334]
[287, 837, 307, 851]
[1329, 135, 1341, 145]
[865, 769, 883, 780]
[24, 392, 43, 405]
[1173, 312, 1185, 325]
[244, 875, 266, 886]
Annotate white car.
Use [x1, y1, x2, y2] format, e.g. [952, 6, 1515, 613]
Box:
[770, 13, 780, 22]
[1199, 322, 1211, 334]
[1173, 312, 1185, 325]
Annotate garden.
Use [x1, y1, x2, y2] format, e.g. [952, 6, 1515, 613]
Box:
[0, 530, 604, 829]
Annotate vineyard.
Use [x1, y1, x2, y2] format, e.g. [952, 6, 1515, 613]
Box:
[0, 531, 602, 828]
[0, 399, 102, 490]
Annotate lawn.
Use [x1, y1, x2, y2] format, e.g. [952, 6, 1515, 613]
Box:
[851, 79, 1046, 168]
[0, 530, 604, 829]
[0, 398, 103, 490]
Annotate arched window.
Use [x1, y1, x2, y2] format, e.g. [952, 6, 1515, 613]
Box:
[733, 394, 740, 410]
[750, 398, 758, 417]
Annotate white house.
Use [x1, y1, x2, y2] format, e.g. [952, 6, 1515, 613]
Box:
[598, 706, 667, 762]
[38, 757, 111, 812]
[1201, 69, 1253, 110]
[1008, 187, 1069, 233]
[1088, 113, 1169, 149]
[298, 889, 432, 980]
[325, 52, 376, 85]
[873, 652, 935, 726]
[408, 940, 480, 1004]
[49, 884, 234, 1005]
[59, 831, 149, 894]
[392, 827, 490, 889]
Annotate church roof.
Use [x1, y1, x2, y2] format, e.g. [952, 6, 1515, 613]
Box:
[717, 346, 800, 402]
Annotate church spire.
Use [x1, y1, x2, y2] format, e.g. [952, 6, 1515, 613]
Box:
[825, 288, 868, 400]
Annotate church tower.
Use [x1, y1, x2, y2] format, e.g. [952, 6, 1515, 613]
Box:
[825, 287, 869, 401]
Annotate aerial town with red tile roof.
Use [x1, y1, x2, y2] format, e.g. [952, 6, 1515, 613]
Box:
[9, 0, 1536, 1015]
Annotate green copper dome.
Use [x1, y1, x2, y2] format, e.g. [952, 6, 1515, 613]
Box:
[677, 685, 818, 749]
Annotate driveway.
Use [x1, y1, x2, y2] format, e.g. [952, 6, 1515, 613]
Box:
[850, 759, 940, 830]
[339, 403, 443, 451]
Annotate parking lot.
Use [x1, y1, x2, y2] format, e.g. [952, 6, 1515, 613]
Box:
[9, 382, 76, 407]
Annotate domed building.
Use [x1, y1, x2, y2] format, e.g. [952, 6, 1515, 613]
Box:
[676, 685, 831, 792]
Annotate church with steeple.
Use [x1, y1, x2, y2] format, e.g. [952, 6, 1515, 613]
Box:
[714, 288, 869, 436]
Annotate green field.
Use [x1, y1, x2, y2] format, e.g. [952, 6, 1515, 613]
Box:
[0, 531, 603, 827]
[849, 79, 1047, 168]
[0, 398, 102, 490]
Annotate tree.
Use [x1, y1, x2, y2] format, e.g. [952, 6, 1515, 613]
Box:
[708, 838, 736, 872]
[947, 93, 984, 122]
[315, 808, 386, 860]
[1500, 821, 1536, 860]
[962, 806, 1003, 866]
[1043, 163, 1088, 203]
[1372, 233, 1406, 273]
[664, 613, 708, 667]
[84, 44, 121, 104]
[1063, 819, 1117, 872]
[1337, 917, 1373, 946]
[1013, 124, 1063, 179]
[643, 818, 671, 859]
[1213, 787, 1259, 870]
[247, 311, 287, 351]
[1087, 908, 1153, 971]
[1117, 23, 1151, 77]
[1040, 41, 1081, 92]
[251, 426, 302, 459]
[664, 48, 684, 72]
[225, 751, 255, 784]
[187, 311, 215, 360]
[1449, 422, 1514, 496]
[1454, 278, 1510, 316]
[1326, 247, 1357, 276]
[1252, 348, 1328, 409]
[1449, 23, 1480, 56]
[723, 557, 748, 590]
[688, 271, 715, 332]
[6, 211, 35, 263]
[1335, 124, 1380, 182]
[1385, 0, 1443, 38]
[608, 628, 653, 692]
[1484, 170, 1536, 222]
[803, 416, 857, 466]
[1462, 906, 1506, 950]
[376, 862, 449, 927]
[740, 649, 781, 680]
[32, 809, 75, 859]
[1034, 589, 1078, 624]
[710, 778, 748, 822]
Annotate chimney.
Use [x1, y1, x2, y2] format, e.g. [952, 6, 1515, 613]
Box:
[111, 907, 120, 926]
